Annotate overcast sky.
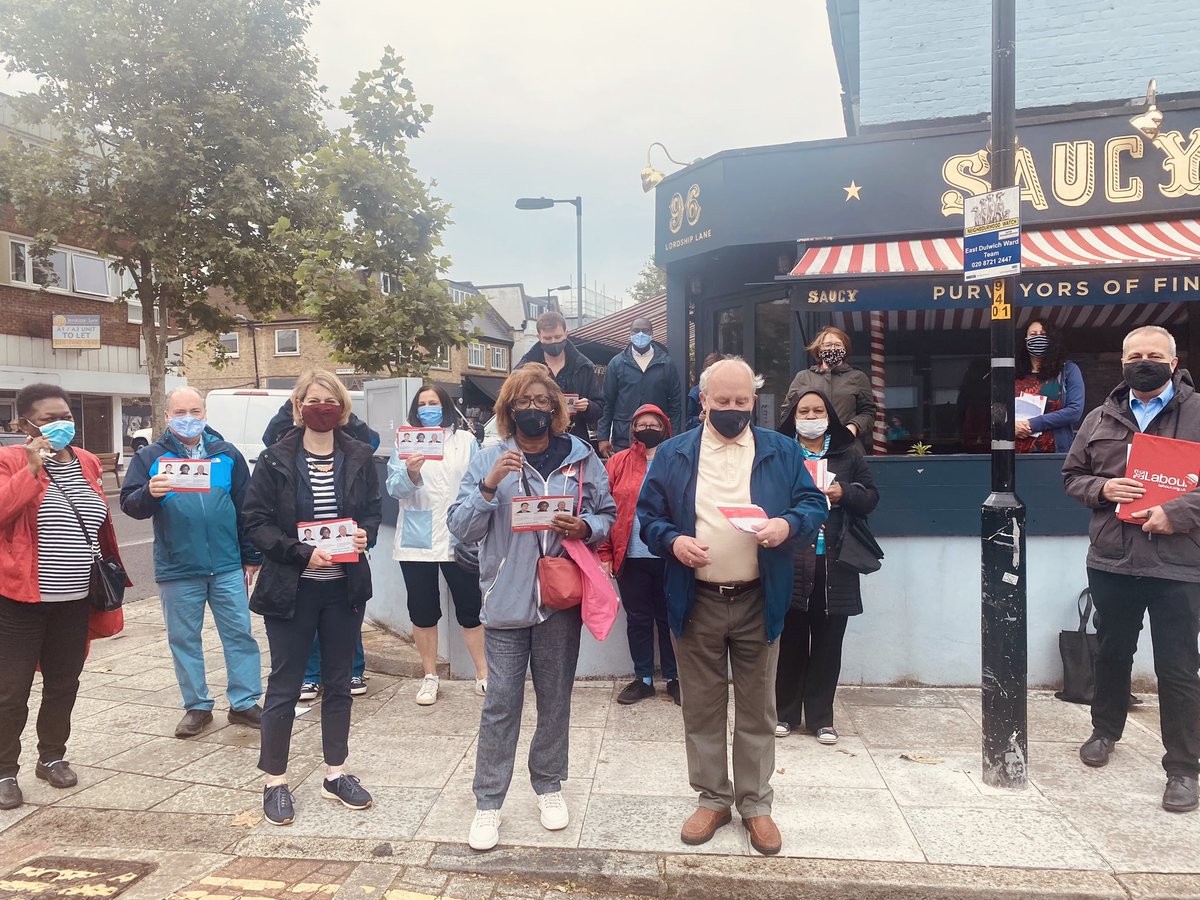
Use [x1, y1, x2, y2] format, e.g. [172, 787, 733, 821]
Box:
[3, 1, 845, 306]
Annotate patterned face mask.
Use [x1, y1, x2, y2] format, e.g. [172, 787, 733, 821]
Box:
[818, 347, 847, 367]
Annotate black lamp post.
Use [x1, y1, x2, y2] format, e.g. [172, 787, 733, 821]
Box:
[515, 196, 584, 329]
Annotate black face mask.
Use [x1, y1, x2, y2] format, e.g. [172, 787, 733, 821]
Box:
[541, 341, 566, 357]
[514, 408, 551, 437]
[634, 428, 666, 449]
[1123, 360, 1173, 393]
[707, 408, 752, 439]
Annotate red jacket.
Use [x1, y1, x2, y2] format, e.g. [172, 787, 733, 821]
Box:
[0, 445, 125, 640]
[598, 404, 672, 575]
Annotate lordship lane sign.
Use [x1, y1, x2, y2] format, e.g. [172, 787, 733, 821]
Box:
[963, 186, 1021, 283]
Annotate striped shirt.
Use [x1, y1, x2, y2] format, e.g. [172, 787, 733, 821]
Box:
[39, 456, 108, 601]
[301, 451, 345, 581]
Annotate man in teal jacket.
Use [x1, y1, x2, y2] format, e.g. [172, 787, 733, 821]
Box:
[638, 358, 826, 857]
[121, 387, 263, 739]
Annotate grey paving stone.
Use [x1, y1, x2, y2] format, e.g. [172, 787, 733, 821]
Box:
[264, 780, 439, 841]
[768, 785, 924, 861]
[347, 732, 474, 788]
[81, 703, 195, 739]
[847, 705, 982, 752]
[0, 804, 38, 836]
[231, 833, 436, 865]
[877, 749, 1051, 808]
[840, 686, 963, 708]
[98, 735, 222, 777]
[1054, 789, 1200, 874]
[13, 764, 117, 807]
[593, 738, 693, 796]
[61, 696, 125, 721]
[55, 772, 189, 811]
[2, 807, 239, 854]
[772, 734, 887, 790]
[108, 666, 184, 692]
[605, 696, 686, 742]
[428, 843, 664, 897]
[579, 793, 749, 856]
[1028, 739, 1165, 805]
[903, 806, 1108, 870]
[443, 872, 497, 900]
[150, 783, 262, 815]
[358, 684, 485, 737]
[1117, 873, 1200, 898]
[331, 861, 405, 898]
[166, 745, 319, 789]
[55, 729, 137, 768]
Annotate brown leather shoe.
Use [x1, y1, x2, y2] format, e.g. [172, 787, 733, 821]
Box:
[680, 806, 732, 845]
[743, 814, 782, 855]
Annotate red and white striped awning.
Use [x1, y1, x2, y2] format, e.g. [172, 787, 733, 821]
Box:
[790, 219, 1200, 277]
[832, 302, 1189, 333]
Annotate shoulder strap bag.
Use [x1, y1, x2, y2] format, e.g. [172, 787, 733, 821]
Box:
[837, 513, 884, 575]
[524, 469, 584, 611]
[43, 466, 126, 612]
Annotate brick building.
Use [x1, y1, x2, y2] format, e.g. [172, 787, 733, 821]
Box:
[0, 94, 184, 455]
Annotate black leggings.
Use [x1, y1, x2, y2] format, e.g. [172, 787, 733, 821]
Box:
[400, 561, 482, 629]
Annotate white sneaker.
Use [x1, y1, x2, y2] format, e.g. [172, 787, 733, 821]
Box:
[468, 807, 501, 850]
[415, 675, 439, 706]
[536, 790, 569, 831]
[475, 677, 488, 697]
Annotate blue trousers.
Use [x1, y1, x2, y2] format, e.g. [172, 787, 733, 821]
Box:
[304, 634, 365, 682]
[159, 569, 262, 712]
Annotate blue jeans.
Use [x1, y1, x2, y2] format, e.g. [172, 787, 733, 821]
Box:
[159, 569, 262, 712]
[473, 606, 582, 810]
[304, 634, 365, 682]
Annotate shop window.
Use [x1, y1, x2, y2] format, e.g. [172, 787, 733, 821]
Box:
[491, 346, 508, 371]
[714, 306, 744, 357]
[754, 298, 791, 427]
[468, 342, 486, 368]
[218, 332, 240, 357]
[275, 328, 300, 356]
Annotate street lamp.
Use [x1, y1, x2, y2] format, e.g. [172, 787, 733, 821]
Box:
[515, 196, 583, 329]
[548, 284, 571, 316]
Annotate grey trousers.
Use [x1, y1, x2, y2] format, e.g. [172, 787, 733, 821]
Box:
[473, 606, 583, 810]
[673, 586, 779, 818]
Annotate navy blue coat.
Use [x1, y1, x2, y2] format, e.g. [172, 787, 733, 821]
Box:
[636, 425, 828, 641]
[598, 342, 683, 448]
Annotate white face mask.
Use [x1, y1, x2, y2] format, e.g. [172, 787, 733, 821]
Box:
[795, 418, 828, 439]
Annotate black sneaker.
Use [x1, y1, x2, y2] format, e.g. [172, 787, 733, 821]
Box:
[299, 682, 320, 702]
[0, 778, 21, 810]
[35, 760, 78, 788]
[349, 676, 367, 696]
[263, 783, 294, 826]
[617, 679, 655, 705]
[666, 679, 681, 706]
[321, 774, 372, 810]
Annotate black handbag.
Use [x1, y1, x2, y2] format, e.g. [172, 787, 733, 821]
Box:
[1055, 589, 1098, 705]
[44, 467, 126, 612]
[837, 515, 884, 575]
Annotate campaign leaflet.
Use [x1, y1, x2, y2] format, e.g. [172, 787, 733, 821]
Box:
[1015, 392, 1048, 436]
[803, 459, 837, 490]
[563, 393, 580, 415]
[297, 518, 359, 563]
[511, 496, 575, 532]
[718, 504, 768, 535]
[395, 427, 444, 460]
[157, 455, 211, 493]
[1116, 432, 1200, 524]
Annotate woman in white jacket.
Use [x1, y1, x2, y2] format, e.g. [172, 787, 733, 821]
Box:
[386, 385, 488, 706]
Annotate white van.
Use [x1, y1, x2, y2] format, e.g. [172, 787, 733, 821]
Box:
[131, 388, 365, 469]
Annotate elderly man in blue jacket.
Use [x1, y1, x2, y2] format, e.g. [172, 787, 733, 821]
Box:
[638, 357, 827, 856]
[121, 387, 263, 739]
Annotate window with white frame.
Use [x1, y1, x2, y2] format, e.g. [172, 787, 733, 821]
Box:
[450, 287, 471, 305]
[468, 341, 486, 368]
[380, 273, 396, 295]
[8, 239, 112, 298]
[491, 346, 508, 371]
[275, 328, 300, 356]
[218, 332, 240, 357]
[431, 344, 450, 369]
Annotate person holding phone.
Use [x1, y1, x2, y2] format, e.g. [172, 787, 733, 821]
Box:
[0, 384, 126, 810]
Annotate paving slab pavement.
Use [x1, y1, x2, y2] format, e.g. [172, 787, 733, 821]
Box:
[0, 597, 1197, 898]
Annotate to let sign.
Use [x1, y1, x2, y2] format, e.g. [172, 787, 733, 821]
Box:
[51, 314, 101, 350]
[963, 186, 1021, 283]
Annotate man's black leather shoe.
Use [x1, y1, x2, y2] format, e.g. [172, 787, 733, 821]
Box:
[1163, 775, 1199, 813]
[0, 778, 21, 810]
[175, 709, 213, 738]
[1079, 733, 1115, 768]
[35, 760, 78, 788]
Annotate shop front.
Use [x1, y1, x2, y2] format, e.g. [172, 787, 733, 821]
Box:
[654, 100, 1200, 684]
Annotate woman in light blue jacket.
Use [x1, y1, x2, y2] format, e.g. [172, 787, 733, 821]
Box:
[386, 385, 488, 706]
[449, 364, 615, 852]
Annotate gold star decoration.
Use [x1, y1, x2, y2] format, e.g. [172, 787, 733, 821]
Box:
[843, 180, 862, 201]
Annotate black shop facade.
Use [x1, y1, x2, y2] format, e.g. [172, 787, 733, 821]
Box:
[654, 100, 1200, 539]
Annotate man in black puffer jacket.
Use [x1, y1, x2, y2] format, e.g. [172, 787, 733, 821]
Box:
[515, 311, 603, 443]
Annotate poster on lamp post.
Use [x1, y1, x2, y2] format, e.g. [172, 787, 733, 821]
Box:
[51, 314, 102, 349]
[963, 186, 1021, 283]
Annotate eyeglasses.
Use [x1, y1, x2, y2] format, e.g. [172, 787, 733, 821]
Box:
[633, 426, 663, 433]
[512, 395, 553, 411]
[301, 398, 342, 407]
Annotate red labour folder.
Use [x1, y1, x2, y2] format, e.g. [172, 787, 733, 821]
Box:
[1116, 432, 1200, 523]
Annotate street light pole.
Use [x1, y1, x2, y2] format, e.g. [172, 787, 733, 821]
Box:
[980, 0, 1027, 789]
[515, 195, 584, 330]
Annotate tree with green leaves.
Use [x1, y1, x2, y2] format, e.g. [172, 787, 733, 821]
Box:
[0, 0, 328, 432]
[628, 255, 666, 304]
[279, 49, 483, 375]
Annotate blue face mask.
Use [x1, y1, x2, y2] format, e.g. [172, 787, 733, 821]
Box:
[417, 406, 444, 427]
[168, 415, 207, 440]
[39, 420, 75, 451]
[631, 331, 652, 351]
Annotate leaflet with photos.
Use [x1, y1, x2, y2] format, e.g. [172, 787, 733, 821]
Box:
[718, 504, 769, 535]
[158, 455, 211, 493]
[297, 517, 359, 563]
[511, 495, 575, 532]
[395, 427, 444, 459]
